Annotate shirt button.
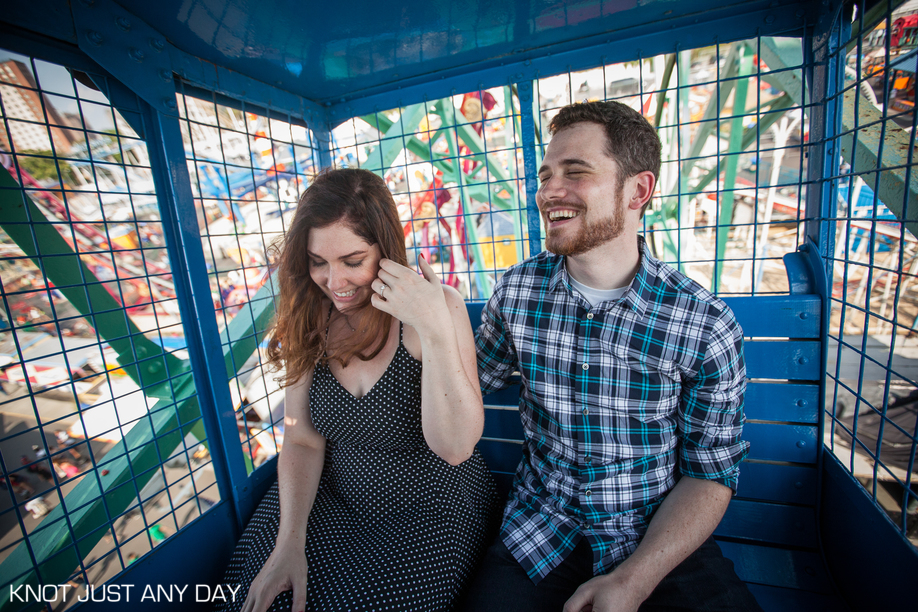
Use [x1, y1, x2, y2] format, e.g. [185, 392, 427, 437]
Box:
[585, 489, 592, 497]
[586, 313, 594, 320]
[582, 363, 589, 370]
[582, 521, 591, 529]
[585, 456, 592, 463]
[582, 408, 588, 415]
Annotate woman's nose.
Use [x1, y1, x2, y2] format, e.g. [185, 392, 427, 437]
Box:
[326, 267, 346, 290]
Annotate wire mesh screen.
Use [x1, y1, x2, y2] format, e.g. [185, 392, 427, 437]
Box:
[0, 50, 221, 608]
[331, 87, 529, 300]
[536, 37, 811, 296]
[176, 84, 320, 475]
[825, 1, 918, 547]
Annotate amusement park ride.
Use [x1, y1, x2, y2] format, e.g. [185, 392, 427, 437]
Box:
[1, 0, 918, 610]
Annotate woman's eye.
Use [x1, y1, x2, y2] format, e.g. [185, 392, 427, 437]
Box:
[344, 261, 363, 269]
[309, 259, 325, 268]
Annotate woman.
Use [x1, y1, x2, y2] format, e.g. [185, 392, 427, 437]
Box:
[217, 168, 499, 612]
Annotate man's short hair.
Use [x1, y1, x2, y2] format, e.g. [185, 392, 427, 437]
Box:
[548, 101, 662, 183]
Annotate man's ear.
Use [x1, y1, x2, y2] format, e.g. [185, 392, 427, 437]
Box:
[627, 171, 656, 211]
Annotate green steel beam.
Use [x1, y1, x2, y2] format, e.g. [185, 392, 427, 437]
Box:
[437, 106, 492, 296]
[686, 93, 796, 196]
[714, 45, 753, 291]
[660, 50, 695, 264]
[846, 0, 910, 54]
[754, 37, 804, 108]
[359, 109, 513, 212]
[683, 44, 741, 173]
[0, 166, 279, 608]
[0, 165, 183, 395]
[653, 54, 677, 129]
[504, 84, 525, 263]
[374, 103, 430, 175]
[839, 88, 918, 237]
[755, 33, 918, 237]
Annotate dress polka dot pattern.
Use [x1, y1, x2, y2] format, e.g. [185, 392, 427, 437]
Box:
[216, 324, 500, 611]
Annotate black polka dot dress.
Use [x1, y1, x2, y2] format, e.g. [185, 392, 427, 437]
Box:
[217, 324, 500, 612]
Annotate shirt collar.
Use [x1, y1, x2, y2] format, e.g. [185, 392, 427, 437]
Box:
[547, 235, 658, 319]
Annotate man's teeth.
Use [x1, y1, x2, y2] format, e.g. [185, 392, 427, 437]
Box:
[549, 210, 579, 221]
[334, 289, 356, 298]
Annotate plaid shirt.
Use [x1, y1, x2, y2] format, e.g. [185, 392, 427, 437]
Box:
[476, 237, 749, 583]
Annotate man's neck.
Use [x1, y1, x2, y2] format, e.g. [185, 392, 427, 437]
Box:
[565, 233, 641, 290]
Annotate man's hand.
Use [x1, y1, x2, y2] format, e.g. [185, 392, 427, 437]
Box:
[563, 571, 646, 612]
[564, 477, 732, 612]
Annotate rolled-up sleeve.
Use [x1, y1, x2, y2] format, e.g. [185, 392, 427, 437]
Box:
[475, 285, 518, 395]
[678, 310, 749, 492]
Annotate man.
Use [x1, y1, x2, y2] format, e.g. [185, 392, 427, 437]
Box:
[462, 101, 761, 612]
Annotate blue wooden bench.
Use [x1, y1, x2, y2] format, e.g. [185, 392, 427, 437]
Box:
[468, 245, 847, 611]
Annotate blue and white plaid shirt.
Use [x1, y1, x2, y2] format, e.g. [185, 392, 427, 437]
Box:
[476, 237, 749, 583]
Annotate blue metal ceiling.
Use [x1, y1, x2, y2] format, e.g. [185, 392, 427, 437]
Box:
[5, 0, 818, 108]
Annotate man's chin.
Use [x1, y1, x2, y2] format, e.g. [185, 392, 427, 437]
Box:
[545, 233, 577, 256]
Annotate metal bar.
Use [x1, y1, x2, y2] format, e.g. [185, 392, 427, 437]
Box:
[141, 100, 251, 526]
[517, 79, 542, 257]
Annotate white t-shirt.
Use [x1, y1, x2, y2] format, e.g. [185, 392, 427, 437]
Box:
[569, 276, 628, 307]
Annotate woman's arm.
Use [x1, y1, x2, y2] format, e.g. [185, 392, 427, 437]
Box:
[372, 257, 484, 465]
[242, 370, 326, 612]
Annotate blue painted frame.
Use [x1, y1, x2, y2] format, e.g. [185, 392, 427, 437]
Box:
[2, 0, 918, 609]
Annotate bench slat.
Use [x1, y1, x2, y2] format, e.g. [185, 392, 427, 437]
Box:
[483, 406, 524, 439]
[477, 438, 819, 505]
[487, 382, 821, 424]
[746, 382, 819, 423]
[745, 584, 851, 612]
[744, 422, 817, 463]
[745, 340, 821, 380]
[478, 438, 523, 474]
[721, 295, 821, 339]
[717, 540, 837, 593]
[484, 411, 818, 464]
[469, 296, 822, 341]
[737, 461, 817, 505]
[717, 499, 817, 548]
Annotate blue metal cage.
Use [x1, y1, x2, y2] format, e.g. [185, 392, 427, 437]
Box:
[1, 0, 917, 610]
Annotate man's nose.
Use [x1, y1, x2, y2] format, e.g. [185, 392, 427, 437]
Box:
[538, 175, 565, 203]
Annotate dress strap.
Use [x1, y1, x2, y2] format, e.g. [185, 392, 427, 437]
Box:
[398, 320, 403, 345]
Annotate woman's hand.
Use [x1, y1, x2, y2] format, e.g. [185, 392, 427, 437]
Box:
[372, 256, 484, 465]
[241, 541, 307, 612]
[371, 257, 450, 335]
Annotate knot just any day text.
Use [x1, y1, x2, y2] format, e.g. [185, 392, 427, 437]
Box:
[9, 583, 241, 603]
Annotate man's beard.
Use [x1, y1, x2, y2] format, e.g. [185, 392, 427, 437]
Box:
[543, 182, 625, 257]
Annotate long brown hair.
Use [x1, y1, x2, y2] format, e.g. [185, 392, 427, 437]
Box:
[266, 168, 408, 387]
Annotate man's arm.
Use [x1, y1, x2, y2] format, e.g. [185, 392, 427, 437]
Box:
[563, 476, 731, 612]
[474, 283, 518, 395]
[565, 309, 747, 612]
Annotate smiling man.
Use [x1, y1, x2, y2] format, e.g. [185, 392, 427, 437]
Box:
[462, 101, 763, 612]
